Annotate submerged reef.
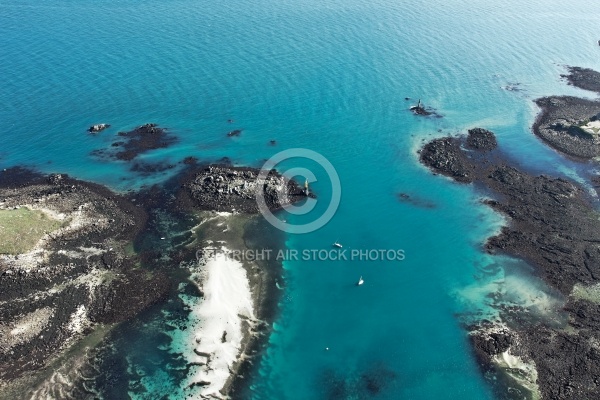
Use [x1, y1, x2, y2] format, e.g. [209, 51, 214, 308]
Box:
[90, 123, 179, 165]
[561, 66, 600, 94]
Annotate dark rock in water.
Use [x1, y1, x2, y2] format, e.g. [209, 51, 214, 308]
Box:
[0, 167, 44, 187]
[130, 161, 176, 175]
[88, 123, 110, 133]
[422, 129, 600, 295]
[466, 128, 498, 151]
[91, 123, 178, 166]
[179, 165, 313, 214]
[115, 123, 178, 161]
[529, 68, 600, 160]
[269, 140, 277, 146]
[419, 137, 473, 183]
[561, 66, 600, 94]
[533, 96, 600, 160]
[227, 129, 242, 137]
[218, 156, 232, 165]
[182, 156, 198, 165]
[410, 106, 432, 116]
[188, 381, 212, 389]
[397, 192, 436, 209]
[409, 99, 432, 116]
[360, 363, 397, 396]
[409, 99, 442, 118]
[319, 364, 397, 399]
[420, 127, 600, 399]
[470, 326, 513, 360]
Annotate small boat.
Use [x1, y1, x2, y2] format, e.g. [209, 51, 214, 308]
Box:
[332, 241, 342, 248]
[357, 276, 364, 286]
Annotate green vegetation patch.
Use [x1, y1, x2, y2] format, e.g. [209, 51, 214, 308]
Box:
[0, 207, 63, 255]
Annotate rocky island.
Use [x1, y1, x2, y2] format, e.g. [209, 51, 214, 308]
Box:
[533, 67, 600, 159]
[180, 164, 313, 213]
[420, 126, 600, 399]
[409, 99, 442, 118]
[0, 156, 306, 398]
[0, 168, 170, 396]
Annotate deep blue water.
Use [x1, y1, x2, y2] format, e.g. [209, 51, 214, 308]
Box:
[2, 0, 600, 398]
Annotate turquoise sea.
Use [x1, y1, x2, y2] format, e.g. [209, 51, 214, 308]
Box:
[2, 0, 600, 398]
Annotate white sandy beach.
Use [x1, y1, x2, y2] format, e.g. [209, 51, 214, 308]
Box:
[179, 245, 256, 399]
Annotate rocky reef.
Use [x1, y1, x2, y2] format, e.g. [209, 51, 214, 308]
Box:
[409, 99, 442, 118]
[179, 165, 313, 213]
[91, 123, 178, 162]
[0, 168, 170, 387]
[420, 128, 600, 399]
[533, 96, 600, 159]
[533, 67, 600, 160]
[0, 154, 309, 398]
[87, 123, 110, 133]
[465, 128, 498, 151]
[420, 128, 600, 294]
[561, 66, 600, 94]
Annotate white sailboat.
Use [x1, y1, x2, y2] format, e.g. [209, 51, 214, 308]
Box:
[332, 239, 342, 248]
[357, 276, 364, 286]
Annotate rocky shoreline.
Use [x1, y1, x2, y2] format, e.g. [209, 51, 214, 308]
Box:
[179, 164, 313, 214]
[0, 160, 304, 399]
[419, 126, 600, 399]
[0, 168, 170, 393]
[533, 67, 600, 160]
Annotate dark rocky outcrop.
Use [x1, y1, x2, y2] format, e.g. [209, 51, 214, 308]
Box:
[420, 128, 600, 399]
[88, 123, 110, 133]
[520, 304, 600, 400]
[227, 129, 242, 137]
[533, 96, 600, 159]
[180, 165, 313, 213]
[91, 123, 178, 162]
[397, 193, 436, 209]
[531, 67, 600, 160]
[421, 129, 600, 295]
[419, 137, 474, 183]
[561, 66, 600, 94]
[409, 99, 442, 118]
[466, 128, 498, 151]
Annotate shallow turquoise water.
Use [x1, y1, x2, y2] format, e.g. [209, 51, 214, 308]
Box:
[1, 0, 600, 398]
